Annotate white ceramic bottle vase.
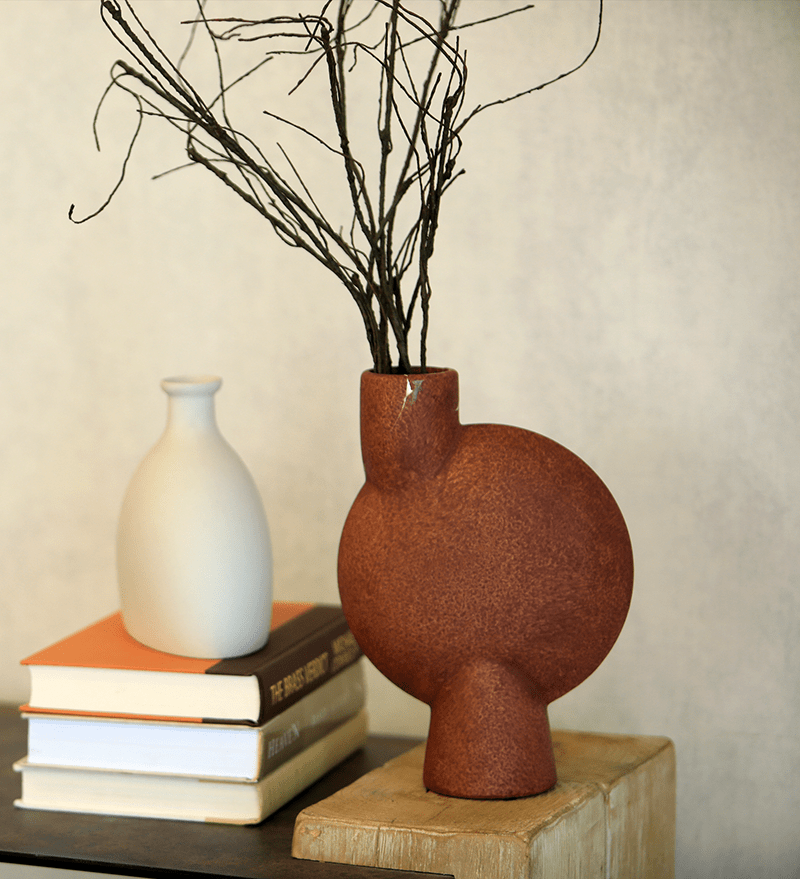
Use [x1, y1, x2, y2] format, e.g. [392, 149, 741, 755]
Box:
[117, 376, 273, 658]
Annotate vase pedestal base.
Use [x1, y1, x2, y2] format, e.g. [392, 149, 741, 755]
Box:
[424, 657, 556, 798]
[293, 728, 676, 879]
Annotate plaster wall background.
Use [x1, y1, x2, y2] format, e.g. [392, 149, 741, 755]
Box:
[0, 2, 797, 876]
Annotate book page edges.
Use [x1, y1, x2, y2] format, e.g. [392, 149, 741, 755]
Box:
[26, 665, 261, 722]
[14, 710, 369, 824]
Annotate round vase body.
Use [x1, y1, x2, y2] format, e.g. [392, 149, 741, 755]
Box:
[338, 368, 633, 798]
[117, 376, 273, 658]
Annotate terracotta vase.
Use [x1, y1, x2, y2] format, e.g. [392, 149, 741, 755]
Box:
[338, 368, 633, 798]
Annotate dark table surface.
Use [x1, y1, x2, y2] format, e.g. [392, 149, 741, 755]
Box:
[0, 704, 451, 878]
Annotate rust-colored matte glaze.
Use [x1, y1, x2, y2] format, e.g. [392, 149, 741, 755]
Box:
[338, 369, 633, 798]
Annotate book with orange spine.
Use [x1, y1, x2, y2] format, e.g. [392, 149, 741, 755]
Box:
[21, 602, 362, 725]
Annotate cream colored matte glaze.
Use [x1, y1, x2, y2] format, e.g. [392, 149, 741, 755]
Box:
[117, 376, 272, 658]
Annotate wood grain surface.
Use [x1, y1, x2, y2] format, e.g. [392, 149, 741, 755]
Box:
[293, 728, 675, 879]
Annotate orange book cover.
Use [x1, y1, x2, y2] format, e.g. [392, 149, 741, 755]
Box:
[21, 602, 313, 673]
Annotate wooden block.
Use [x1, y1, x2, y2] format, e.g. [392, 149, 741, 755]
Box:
[553, 731, 676, 879]
[293, 729, 675, 879]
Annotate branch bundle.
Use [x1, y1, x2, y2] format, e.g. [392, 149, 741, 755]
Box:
[73, 0, 602, 373]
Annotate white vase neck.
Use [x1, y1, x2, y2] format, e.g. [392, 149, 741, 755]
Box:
[161, 375, 222, 433]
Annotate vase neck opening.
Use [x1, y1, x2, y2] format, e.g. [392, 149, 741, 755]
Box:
[360, 368, 461, 490]
[161, 375, 222, 432]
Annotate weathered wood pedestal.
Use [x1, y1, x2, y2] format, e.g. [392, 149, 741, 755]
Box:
[293, 729, 676, 879]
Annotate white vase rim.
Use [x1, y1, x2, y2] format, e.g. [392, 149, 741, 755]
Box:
[161, 375, 222, 396]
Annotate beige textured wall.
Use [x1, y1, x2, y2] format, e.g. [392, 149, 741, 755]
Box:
[1, 2, 797, 877]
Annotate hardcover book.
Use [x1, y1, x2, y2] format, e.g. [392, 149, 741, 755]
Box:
[24, 661, 365, 781]
[21, 602, 362, 725]
[15, 710, 369, 825]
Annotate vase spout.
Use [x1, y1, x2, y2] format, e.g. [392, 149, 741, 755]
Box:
[359, 368, 461, 490]
[161, 375, 222, 434]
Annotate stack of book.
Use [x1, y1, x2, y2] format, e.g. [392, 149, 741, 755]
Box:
[14, 601, 367, 824]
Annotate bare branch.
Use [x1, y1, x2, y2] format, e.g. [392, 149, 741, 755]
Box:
[457, 0, 604, 130]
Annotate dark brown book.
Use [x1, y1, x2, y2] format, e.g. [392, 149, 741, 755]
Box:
[20, 602, 362, 725]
